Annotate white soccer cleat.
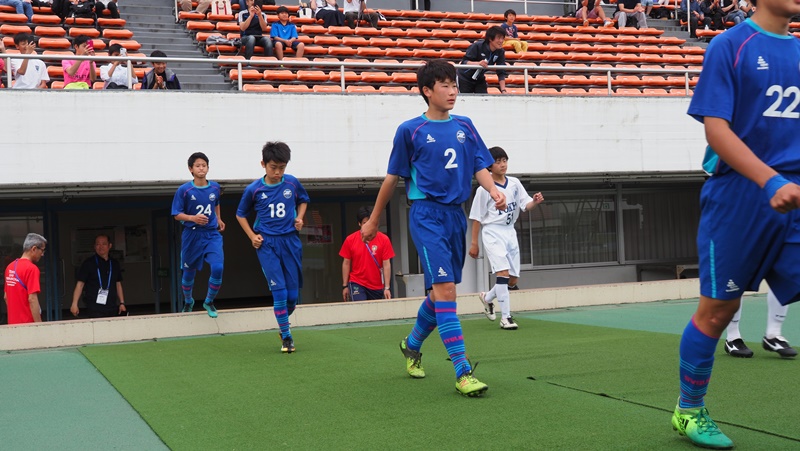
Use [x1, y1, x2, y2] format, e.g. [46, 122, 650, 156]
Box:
[478, 292, 496, 321]
[500, 316, 518, 330]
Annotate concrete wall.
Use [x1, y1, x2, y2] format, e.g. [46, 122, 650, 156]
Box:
[0, 91, 704, 190]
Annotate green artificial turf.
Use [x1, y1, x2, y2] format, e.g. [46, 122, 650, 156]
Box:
[80, 317, 800, 450]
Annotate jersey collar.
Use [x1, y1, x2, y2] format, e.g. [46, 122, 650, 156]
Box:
[745, 18, 794, 39]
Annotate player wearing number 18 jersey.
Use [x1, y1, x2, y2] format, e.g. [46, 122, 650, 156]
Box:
[236, 142, 309, 354]
[673, 6, 800, 449]
[172, 152, 225, 318]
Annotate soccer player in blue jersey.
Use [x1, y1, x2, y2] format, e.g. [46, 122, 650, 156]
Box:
[672, 0, 800, 448]
[236, 142, 309, 354]
[171, 152, 225, 318]
[361, 59, 507, 397]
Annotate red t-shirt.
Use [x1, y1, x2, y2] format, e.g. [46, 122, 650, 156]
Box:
[339, 230, 395, 290]
[4, 258, 41, 325]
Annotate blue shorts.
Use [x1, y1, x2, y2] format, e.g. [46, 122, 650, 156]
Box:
[409, 200, 467, 290]
[256, 233, 303, 291]
[181, 228, 224, 271]
[348, 282, 384, 301]
[698, 173, 800, 305]
[272, 39, 301, 50]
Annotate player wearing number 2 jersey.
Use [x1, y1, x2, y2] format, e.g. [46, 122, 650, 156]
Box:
[172, 152, 225, 318]
[236, 142, 309, 354]
[673, 5, 800, 448]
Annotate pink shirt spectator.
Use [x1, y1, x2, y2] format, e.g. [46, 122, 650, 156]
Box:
[62, 60, 95, 86]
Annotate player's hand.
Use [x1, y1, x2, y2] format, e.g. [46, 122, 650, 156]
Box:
[469, 242, 479, 259]
[361, 219, 377, 242]
[70, 304, 79, 317]
[217, 219, 226, 232]
[294, 218, 304, 231]
[492, 191, 507, 212]
[533, 192, 544, 205]
[119, 304, 127, 314]
[251, 234, 264, 249]
[770, 183, 800, 214]
[384, 288, 392, 300]
[194, 214, 209, 225]
[342, 286, 349, 302]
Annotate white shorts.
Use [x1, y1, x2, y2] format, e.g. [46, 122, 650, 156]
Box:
[481, 225, 521, 277]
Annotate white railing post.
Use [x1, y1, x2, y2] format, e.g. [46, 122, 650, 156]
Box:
[237, 62, 243, 91]
[127, 59, 132, 89]
[340, 65, 345, 92]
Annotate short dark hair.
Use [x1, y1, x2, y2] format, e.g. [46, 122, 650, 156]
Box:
[95, 233, 113, 245]
[73, 35, 90, 48]
[262, 141, 292, 164]
[188, 152, 209, 167]
[107, 43, 123, 56]
[151, 50, 167, 59]
[504, 9, 516, 18]
[485, 25, 505, 42]
[489, 146, 509, 161]
[13, 33, 34, 46]
[417, 59, 456, 105]
[357, 206, 373, 223]
[276, 5, 289, 14]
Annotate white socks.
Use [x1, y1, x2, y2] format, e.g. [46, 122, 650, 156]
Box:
[766, 289, 788, 339]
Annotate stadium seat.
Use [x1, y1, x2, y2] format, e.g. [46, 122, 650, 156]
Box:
[356, 47, 387, 57]
[64, 17, 94, 26]
[379, 86, 410, 93]
[313, 84, 343, 93]
[207, 13, 235, 21]
[346, 85, 378, 93]
[0, 12, 27, 23]
[328, 26, 355, 35]
[216, 22, 241, 32]
[35, 26, 67, 37]
[391, 72, 416, 83]
[353, 27, 381, 36]
[360, 71, 392, 83]
[69, 28, 101, 38]
[186, 21, 216, 31]
[50, 81, 64, 89]
[314, 35, 342, 46]
[263, 69, 296, 81]
[296, 70, 328, 82]
[368, 37, 395, 48]
[110, 40, 141, 51]
[103, 29, 134, 40]
[278, 84, 312, 92]
[229, 69, 263, 81]
[37, 38, 72, 50]
[179, 11, 205, 20]
[98, 18, 127, 27]
[242, 83, 277, 92]
[341, 36, 369, 47]
[385, 48, 413, 58]
[0, 24, 31, 35]
[531, 87, 559, 95]
[31, 14, 62, 25]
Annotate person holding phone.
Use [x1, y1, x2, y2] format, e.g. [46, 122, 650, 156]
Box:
[62, 35, 96, 89]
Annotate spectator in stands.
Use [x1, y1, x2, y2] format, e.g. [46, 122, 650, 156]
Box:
[500, 9, 529, 53]
[457, 26, 508, 94]
[10, 34, 49, 89]
[100, 43, 138, 89]
[575, 1, 614, 28]
[238, 0, 274, 12]
[739, 0, 754, 17]
[238, 0, 273, 60]
[0, 0, 33, 22]
[311, 0, 344, 27]
[142, 50, 181, 89]
[614, 0, 648, 29]
[3, 233, 46, 325]
[679, 0, 710, 37]
[701, 0, 724, 29]
[69, 0, 96, 19]
[271, 5, 305, 59]
[70, 234, 126, 318]
[720, 0, 745, 25]
[95, 0, 118, 18]
[178, 0, 212, 14]
[62, 35, 96, 89]
[344, 0, 378, 29]
[641, 0, 655, 17]
[340, 206, 395, 302]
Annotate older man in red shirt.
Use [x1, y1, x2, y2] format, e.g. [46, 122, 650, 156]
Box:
[340, 207, 395, 301]
[4, 233, 46, 324]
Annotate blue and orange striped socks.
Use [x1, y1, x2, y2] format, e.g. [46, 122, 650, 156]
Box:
[678, 318, 718, 408]
[436, 301, 471, 378]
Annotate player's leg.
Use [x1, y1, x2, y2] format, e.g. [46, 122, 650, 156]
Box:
[179, 229, 200, 312]
[479, 227, 510, 322]
[723, 301, 752, 357]
[401, 294, 435, 378]
[201, 232, 224, 318]
[256, 240, 292, 352]
[499, 242, 522, 330]
[762, 289, 795, 357]
[762, 245, 800, 358]
[277, 235, 304, 353]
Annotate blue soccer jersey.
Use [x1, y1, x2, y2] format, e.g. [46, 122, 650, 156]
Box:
[236, 174, 310, 235]
[387, 114, 494, 205]
[688, 20, 800, 176]
[171, 181, 222, 230]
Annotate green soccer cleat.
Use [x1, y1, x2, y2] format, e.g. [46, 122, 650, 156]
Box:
[671, 404, 733, 449]
[399, 337, 425, 378]
[455, 365, 488, 398]
[203, 302, 218, 318]
[182, 300, 194, 313]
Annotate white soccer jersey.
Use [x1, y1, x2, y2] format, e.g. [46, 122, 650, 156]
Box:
[469, 176, 533, 227]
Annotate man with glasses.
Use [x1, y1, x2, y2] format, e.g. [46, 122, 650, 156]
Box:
[3, 233, 46, 325]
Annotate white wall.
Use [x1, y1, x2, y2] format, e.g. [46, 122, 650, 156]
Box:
[0, 91, 706, 188]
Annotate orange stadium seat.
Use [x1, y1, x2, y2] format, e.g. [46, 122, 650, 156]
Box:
[103, 29, 134, 40]
[110, 40, 141, 51]
[314, 35, 341, 46]
[69, 27, 101, 38]
[296, 70, 328, 82]
[360, 71, 392, 83]
[186, 21, 216, 31]
[379, 86, 410, 93]
[98, 18, 126, 27]
[64, 17, 94, 26]
[353, 27, 381, 36]
[391, 72, 416, 83]
[341, 36, 368, 47]
[229, 69, 263, 81]
[263, 69, 297, 81]
[368, 37, 395, 47]
[35, 26, 66, 37]
[356, 47, 386, 57]
[31, 14, 62, 24]
[243, 84, 277, 92]
[346, 85, 377, 93]
[313, 84, 343, 93]
[0, 12, 27, 23]
[216, 22, 241, 32]
[38, 38, 72, 49]
[329, 46, 359, 56]
[385, 47, 413, 58]
[328, 26, 355, 35]
[278, 84, 312, 92]
[531, 87, 559, 95]
[179, 11, 205, 20]
[207, 13, 235, 21]
[50, 81, 65, 89]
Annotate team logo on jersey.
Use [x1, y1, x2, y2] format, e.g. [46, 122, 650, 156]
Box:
[456, 130, 466, 143]
[209, 194, 216, 201]
[756, 56, 768, 70]
[190, 195, 196, 201]
[283, 189, 292, 199]
[261, 193, 268, 199]
[371, 245, 378, 253]
[426, 134, 436, 143]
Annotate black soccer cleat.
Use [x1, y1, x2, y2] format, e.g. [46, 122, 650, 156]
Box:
[762, 336, 797, 358]
[724, 338, 753, 358]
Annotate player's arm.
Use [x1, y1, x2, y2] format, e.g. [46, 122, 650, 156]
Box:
[215, 204, 225, 232]
[706, 117, 800, 213]
[341, 258, 351, 301]
[70, 280, 84, 317]
[475, 169, 506, 211]
[469, 220, 482, 259]
[236, 215, 264, 249]
[295, 202, 307, 231]
[382, 259, 392, 299]
[362, 174, 399, 242]
[116, 281, 126, 314]
[524, 192, 544, 211]
[29, 293, 42, 322]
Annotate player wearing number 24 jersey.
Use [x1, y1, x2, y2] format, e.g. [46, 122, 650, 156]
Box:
[673, 11, 800, 450]
[236, 142, 309, 354]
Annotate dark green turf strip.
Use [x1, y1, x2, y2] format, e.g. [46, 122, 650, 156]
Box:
[0, 349, 167, 451]
[80, 318, 799, 450]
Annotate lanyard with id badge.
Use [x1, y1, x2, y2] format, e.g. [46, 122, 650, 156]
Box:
[95, 256, 112, 305]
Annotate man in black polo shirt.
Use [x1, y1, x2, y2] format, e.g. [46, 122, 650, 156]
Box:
[457, 26, 508, 94]
[614, 0, 648, 29]
[238, 0, 273, 60]
[70, 234, 126, 318]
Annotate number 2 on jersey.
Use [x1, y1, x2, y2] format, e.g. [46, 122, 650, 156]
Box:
[763, 85, 800, 119]
[444, 148, 458, 169]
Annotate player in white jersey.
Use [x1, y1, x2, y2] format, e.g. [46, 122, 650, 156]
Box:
[469, 147, 543, 329]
